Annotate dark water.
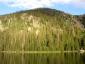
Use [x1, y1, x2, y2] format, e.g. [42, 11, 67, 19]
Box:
[0, 53, 85, 64]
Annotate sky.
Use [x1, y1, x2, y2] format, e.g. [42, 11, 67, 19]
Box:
[0, 0, 85, 15]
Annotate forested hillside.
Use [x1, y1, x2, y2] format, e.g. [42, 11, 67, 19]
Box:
[0, 8, 84, 51]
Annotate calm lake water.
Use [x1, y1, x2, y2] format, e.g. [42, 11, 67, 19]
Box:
[0, 53, 85, 64]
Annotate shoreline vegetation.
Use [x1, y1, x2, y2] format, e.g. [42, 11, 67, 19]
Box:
[0, 51, 80, 54]
[0, 8, 85, 51]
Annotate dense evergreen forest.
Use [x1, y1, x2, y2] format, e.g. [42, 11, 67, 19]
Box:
[0, 8, 85, 51]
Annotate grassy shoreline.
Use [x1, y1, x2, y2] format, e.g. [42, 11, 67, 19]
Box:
[0, 51, 79, 54]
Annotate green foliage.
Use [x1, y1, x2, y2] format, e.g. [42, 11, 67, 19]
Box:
[0, 8, 84, 51]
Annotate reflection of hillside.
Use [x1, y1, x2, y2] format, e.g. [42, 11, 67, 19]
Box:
[0, 53, 81, 64]
[80, 53, 85, 64]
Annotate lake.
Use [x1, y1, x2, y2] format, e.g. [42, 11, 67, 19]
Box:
[0, 52, 85, 64]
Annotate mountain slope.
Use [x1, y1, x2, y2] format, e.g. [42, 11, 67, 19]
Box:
[75, 14, 85, 28]
[0, 8, 84, 51]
